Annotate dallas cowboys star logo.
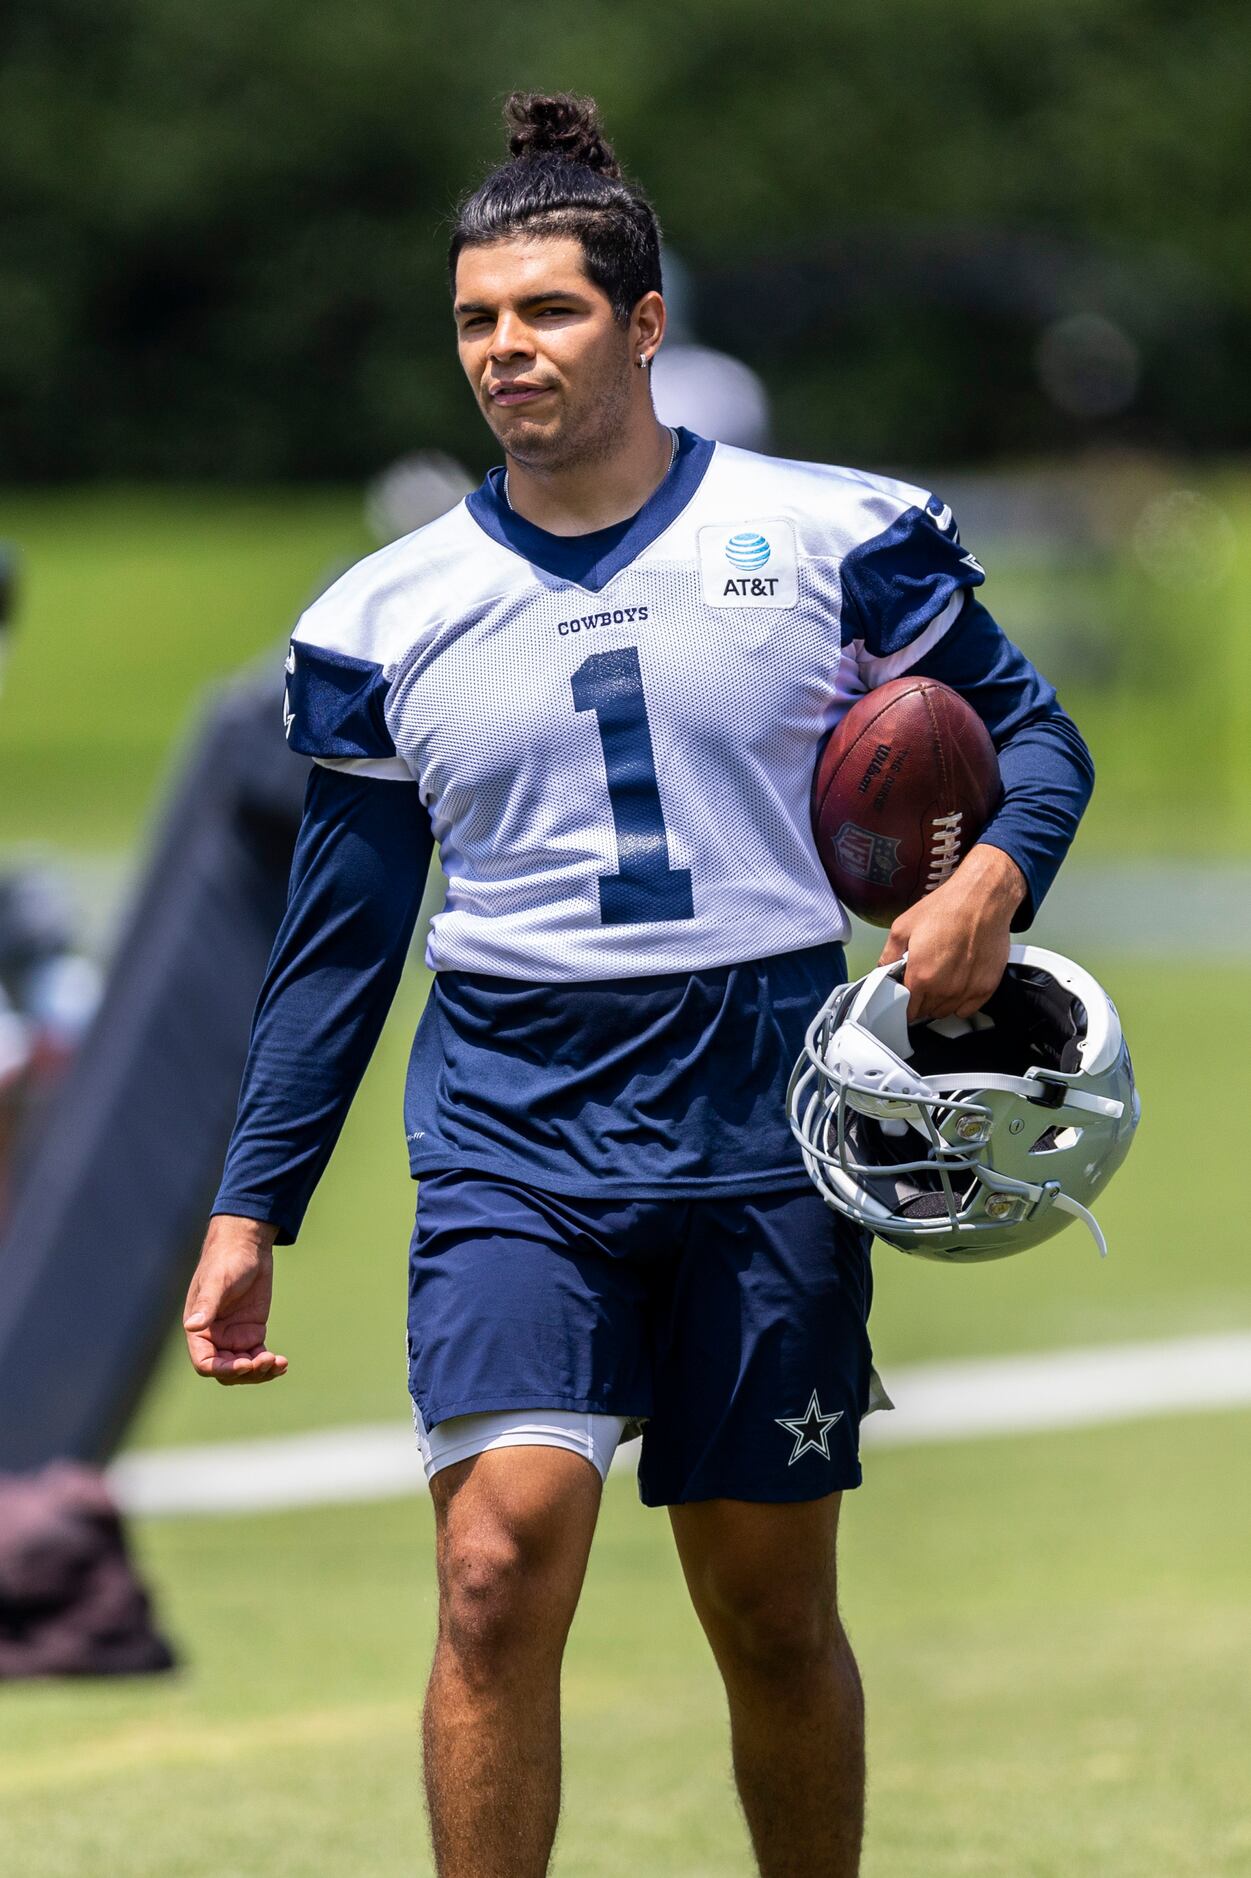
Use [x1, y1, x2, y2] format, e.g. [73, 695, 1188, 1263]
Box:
[776, 1390, 843, 1466]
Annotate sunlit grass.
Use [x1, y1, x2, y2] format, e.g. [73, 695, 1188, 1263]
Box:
[2, 1410, 1249, 1876]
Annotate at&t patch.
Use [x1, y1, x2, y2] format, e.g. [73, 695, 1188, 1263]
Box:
[699, 521, 798, 607]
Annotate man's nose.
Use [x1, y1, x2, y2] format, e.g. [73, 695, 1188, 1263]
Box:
[489, 313, 534, 360]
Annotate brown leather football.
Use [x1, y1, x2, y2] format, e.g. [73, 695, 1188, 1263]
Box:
[813, 677, 1002, 927]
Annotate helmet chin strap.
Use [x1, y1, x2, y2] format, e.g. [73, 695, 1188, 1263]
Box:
[1050, 1190, 1109, 1258]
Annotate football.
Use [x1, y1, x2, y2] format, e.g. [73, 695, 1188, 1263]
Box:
[812, 677, 1002, 927]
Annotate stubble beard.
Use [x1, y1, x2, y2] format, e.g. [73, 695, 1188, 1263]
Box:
[490, 357, 635, 479]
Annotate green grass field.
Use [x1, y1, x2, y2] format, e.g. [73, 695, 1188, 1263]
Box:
[2, 1414, 1249, 1876]
[0, 489, 371, 850]
[1, 487, 1249, 1875]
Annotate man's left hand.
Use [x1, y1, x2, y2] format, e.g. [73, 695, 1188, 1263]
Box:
[877, 844, 1027, 1022]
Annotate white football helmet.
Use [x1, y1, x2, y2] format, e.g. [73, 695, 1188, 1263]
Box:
[787, 946, 1139, 1262]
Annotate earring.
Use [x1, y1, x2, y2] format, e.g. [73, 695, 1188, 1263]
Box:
[638, 353, 649, 369]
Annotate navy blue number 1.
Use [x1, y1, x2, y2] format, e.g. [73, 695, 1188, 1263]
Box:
[571, 646, 694, 925]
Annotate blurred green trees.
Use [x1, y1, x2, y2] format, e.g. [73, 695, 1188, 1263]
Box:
[3, 0, 1249, 479]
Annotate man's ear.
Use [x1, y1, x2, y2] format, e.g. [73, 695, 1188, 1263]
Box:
[633, 291, 666, 366]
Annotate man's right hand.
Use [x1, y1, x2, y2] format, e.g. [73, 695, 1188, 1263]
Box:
[183, 1215, 288, 1385]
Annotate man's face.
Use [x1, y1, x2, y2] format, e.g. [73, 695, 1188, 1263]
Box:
[453, 235, 636, 470]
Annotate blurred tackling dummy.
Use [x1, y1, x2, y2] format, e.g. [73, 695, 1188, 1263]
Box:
[0, 662, 310, 1473]
[0, 545, 171, 1678]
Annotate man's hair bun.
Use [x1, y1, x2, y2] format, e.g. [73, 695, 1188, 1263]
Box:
[504, 92, 621, 179]
[450, 91, 660, 323]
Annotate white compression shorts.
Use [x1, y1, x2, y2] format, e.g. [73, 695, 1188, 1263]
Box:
[413, 1406, 631, 1484]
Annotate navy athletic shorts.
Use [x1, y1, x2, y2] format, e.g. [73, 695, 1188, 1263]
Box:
[406, 1170, 875, 1506]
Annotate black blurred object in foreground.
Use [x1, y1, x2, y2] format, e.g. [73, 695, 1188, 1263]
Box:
[0, 1463, 175, 1678]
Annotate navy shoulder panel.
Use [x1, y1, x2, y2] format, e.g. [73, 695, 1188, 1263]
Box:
[839, 499, 986, 657]
[284, 640, 396, 761]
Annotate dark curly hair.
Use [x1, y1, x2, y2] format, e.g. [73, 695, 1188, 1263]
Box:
[449, 93, 662, 325]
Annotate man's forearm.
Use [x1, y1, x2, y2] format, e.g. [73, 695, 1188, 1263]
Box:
[958, 842, 1028, 919]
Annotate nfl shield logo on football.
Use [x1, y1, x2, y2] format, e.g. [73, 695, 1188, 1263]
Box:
[699, 520, 798, 607]
[833, 820, 902, 886]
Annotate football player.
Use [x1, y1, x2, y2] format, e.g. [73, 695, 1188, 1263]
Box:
[184, 93, 1094, 1878]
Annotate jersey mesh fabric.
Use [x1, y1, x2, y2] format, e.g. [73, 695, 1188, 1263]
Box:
[390, 558, 847, 974]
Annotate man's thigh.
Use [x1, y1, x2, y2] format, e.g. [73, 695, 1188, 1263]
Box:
[407, 1170, 660, 1431]
[638, 1188, 874, 1507]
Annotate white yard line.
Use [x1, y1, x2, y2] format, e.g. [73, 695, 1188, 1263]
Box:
[859, 1331, 1251, 1444]
[109, 1332, 1251, 1519]
[111, 1424, 425, 1518]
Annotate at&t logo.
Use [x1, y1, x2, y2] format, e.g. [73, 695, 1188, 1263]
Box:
[725, 531, 772, 571]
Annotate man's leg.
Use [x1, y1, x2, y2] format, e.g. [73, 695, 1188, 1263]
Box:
[670, 1493, 864, 1878]
[423, 1445, 603, 1878]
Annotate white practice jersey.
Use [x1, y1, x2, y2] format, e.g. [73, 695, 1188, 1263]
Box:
[285, 431, 984, 982]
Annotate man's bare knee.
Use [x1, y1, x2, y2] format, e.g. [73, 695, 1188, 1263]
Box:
[432, 1448, 601, 1685]
[672, 1496, 849, 1684]
[701, 1561, 845, 1681]
[438, 1530, 530, 1662]
[437, 1524, 587, 1686]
